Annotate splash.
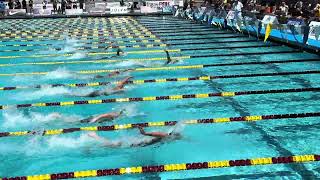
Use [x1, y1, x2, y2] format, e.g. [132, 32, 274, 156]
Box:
[107, 60, 151, 69]
[1, 108, 82, 129]
[113, 104, 146, 118]
[66, 52, 87, 60]
[46, 133, 96, 149]
[44, 67, 75, 80]
[14, 86, 71, 101]
[1, 108, 31, 129]
[167, 120, 186, 135]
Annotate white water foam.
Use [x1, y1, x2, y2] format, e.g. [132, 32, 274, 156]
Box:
[14, 86, 71, 101]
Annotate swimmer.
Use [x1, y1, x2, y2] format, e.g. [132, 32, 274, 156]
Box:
[79, 76, 133, 97]
[94, 69, 134, 79]
[88, 126, 182, 148]
[107, 42, 125, 56]
[88, 132, 122, 147]
[80, 110, 125, 123]
[164, 49, 178, 65]
[117, 48, 125, 56]
[113, 76, 133, 91]
[138, 127, 182, 139]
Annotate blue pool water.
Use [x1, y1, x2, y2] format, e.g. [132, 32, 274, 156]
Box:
[0, 16, 320, 179]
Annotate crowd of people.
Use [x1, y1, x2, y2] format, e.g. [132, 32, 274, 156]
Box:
[0, 0, 85, 15]
[185, 0, 320, 21]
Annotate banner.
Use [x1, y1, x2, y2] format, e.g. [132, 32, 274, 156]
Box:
[261, 15, 278, 25]
[107, 2, 120, 8]
[287, 18, 305, 26]
[110, 7, 128, 14]
[309, 21, 320, 40]
[66, 9, 83, 15]
[7, 9, 25, 16]
[140, 6, 158, 13]
[226, 10, 235, 20]
[146, 0, 173, 10]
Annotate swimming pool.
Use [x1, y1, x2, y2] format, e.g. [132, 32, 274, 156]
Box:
[0, 16, 320, 179]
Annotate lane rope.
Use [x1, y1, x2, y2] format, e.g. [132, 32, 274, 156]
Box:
[0, 87, 319, 110]
[1, 111, 320, 138]
[0, 34, 159, 42]
[2, 154, 320, 179]
[0, 49, 180, 59]
[1, 70, 318, 91]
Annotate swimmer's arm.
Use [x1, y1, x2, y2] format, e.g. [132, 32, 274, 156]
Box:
[138, 127, 168, 138]
[89, 113, 113, 123]
[87, 132, 120, 147]
[88, 132, 107, 142]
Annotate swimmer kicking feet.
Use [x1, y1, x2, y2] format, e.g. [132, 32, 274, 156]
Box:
[76, 76, 133, 97]
[80, 110, 124, 123]
[87, 127, 182, 148]
[94, 69, 134, 79]
[164, 49, 178, 65]
[107, 42, 125, 56]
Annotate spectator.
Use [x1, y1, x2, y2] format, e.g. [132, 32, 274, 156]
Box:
[22, 0, 26, 9]
[247, 0, 257, 12]
[264, 3, 271, 14]
[61, 0, 66, 14]
[294, 1, 303, 10]
[72, 0, 77, 9]
[52, 0, 57, 12]
[189, 0, 193, 8]
[314, 2, 320, 17]
[15, 0, 21, 9]
[303, 3, 313, 18]
[28, 0, 33, 12]
[8, 0, 13, 9]
[66, 0, 71, 9]
[232, 0, 243, 12]
[42, 0, 47, 9]
[279, 1, 289, 16]
[79, 0, 84, 9]
[0, 0, 5, 16]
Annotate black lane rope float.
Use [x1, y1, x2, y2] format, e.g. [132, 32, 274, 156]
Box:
[1, 111, 320, 137]
[1, 70, 319, 92]
[0, 44, 280, 66]
[0, 56, 316, 77]
[2, 154, 320, 179]
[0, 34, 243, 48]
[0, 87, 319, 110]
[0, 36, 250, 53]
[0, 48, 298, 62]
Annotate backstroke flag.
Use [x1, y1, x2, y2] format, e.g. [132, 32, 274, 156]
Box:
[264, 23, 272, 42]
